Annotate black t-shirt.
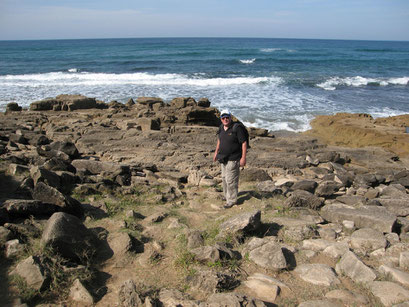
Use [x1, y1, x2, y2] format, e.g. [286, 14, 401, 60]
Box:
[217, 123, 246, 161]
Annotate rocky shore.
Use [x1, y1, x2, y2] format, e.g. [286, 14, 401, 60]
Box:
[1, 94, 409, 307]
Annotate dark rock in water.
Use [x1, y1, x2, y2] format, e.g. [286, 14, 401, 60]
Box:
[41, 212, 98, 262]
[6, 102, 22, 112]
[32, 182, 83, 216]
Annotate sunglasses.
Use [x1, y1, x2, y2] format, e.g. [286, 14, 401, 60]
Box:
[221, 117, 230, 120]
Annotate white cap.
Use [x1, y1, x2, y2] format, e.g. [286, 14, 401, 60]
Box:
[220, 109, 231, 117]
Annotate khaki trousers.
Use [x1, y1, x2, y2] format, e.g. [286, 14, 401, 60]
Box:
[221, 160, 240, 206]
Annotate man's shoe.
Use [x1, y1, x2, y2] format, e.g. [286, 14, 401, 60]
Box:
[224, 203, 234, 209]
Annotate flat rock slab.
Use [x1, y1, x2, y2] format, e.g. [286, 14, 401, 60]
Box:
[321, 203, 397, 233]
[350, 228, 387, 254]
[298, 299, 343, 307]
[294, 263, 340, 287]
[335, 251, 376, 283]
[325, 289, 368, 305]
[248, 241, 287, 271]
[368, 281, 409, 306]
[379, 265, 409, 287]
[219, 210, 261, 237]
[243, 279, 279, 303]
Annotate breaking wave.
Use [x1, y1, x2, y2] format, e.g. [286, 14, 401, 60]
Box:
[317, 76, 409, 90]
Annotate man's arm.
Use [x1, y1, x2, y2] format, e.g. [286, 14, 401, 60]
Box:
[240, 141, 247, 167]
[213, 138, 220, 162]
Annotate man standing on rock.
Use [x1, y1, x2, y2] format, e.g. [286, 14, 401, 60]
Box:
[213, 109, 247, 208]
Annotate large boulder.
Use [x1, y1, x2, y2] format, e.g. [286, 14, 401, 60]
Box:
[3, 199, 57, 218]
[71, 159, 129, 177]
[32, 182, 83, 216]
[30, 95, 98, 111]
[335, 251, 376, 283]
[248, 241, 288, 271]
[41, 212, 98, 262]
[219, 210, 261, 239]
[321, 203, 397, 233]
[285, 190, 324, 210]
[240, 168, 271, 182]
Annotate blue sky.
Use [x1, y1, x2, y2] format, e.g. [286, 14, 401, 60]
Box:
[1, 0, 408, 41]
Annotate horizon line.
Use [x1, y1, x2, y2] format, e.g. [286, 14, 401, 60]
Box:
[1, 36, 408, 43]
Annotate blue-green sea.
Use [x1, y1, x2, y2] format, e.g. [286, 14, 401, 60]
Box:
[0, 37, 408, 131]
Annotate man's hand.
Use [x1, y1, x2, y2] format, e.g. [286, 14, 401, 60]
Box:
[240, 156, 246, 167]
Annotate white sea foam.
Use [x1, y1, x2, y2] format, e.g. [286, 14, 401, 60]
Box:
[260, 48, 282, 52]
[317, 76, 409, 90]
[239, 58, 256, 64]
[68, 68, 78, 73]
[0, 72, 276, 87]
[260, 48, 296, 53]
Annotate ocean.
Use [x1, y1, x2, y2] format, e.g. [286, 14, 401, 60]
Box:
[0, 37, 408, 131]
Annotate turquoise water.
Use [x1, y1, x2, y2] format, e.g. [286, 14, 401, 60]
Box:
[1, 37, 408, 131]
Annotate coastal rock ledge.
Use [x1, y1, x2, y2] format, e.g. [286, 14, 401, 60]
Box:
[1, 94, 409, 306]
